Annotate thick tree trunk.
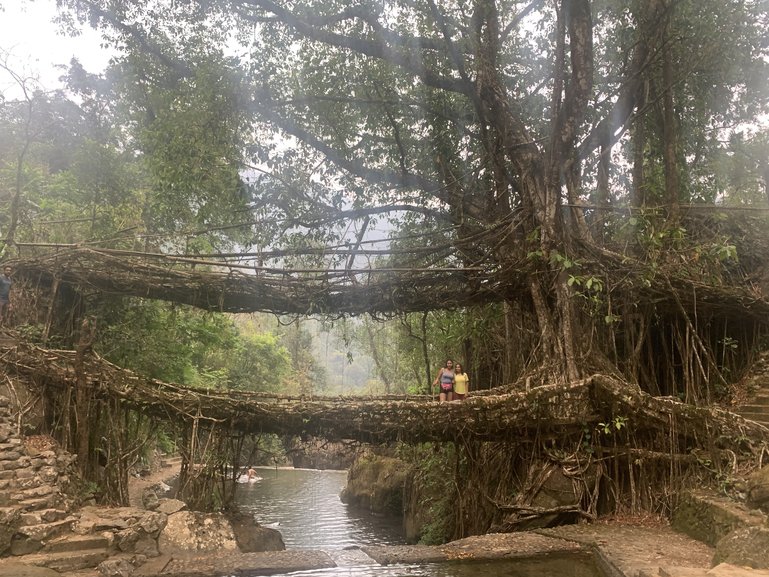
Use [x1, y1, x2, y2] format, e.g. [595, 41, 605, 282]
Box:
[661, 35, 680, 222]
[74, 318, 95, 477]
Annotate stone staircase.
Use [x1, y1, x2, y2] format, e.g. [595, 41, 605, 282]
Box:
[738, 390, 769, 428]
[0, 397, 112, 572]
[735, 351, 769, 428]
[12, 534, 110, 573]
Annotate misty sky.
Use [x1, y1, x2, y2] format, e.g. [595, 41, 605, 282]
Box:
[0, 0, 109, 93]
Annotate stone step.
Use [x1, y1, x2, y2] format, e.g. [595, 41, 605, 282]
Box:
[9, 483, 57, 501]
[42, 533, 111, 554]
[19, 508, 69, 525]
[744, 395, 769, 406]
[16, 516, 77, 541]
[15, 496, 59, 511]
[17, 548, 109, 572]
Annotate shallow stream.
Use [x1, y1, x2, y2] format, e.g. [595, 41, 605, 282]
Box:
[232, 467, 605, 577]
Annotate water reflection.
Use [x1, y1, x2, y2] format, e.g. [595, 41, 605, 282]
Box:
[233, 468, 604, 577]
[234, 467, 406, 549]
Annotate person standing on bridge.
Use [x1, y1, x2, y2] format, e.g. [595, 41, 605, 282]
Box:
[433, 359, 455, 402]
[453, 362, 470, 401]
[0, 266, 12, 326]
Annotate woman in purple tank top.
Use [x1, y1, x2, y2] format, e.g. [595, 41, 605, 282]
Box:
[433, 359, 455, 402]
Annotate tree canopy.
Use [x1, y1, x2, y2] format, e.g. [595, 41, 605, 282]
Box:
[4, 0, 769, 395]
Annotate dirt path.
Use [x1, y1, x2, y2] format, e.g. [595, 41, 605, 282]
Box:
[127, 457, 181, 508]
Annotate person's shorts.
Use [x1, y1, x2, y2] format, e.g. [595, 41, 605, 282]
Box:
[440, 384, 454, 394]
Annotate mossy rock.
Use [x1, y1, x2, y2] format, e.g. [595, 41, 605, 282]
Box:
[340, 454, 410, 516]
[671, 490, 765, 547]
[714, 526, 769, 569]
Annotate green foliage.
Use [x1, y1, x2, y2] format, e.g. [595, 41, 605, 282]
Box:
[596, 416, 629, 436]
[137, 58, 251, 238]
[2, 0, 768, 405]
[229, 332, 291, 392]
[155, 429, 176, 454]
[398, 443, 457, 545]
[275, 320, 329, 395]
[95, 300, 232, 383]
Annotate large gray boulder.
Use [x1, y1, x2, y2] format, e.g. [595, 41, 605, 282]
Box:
[0, 507, 21, 555]
[340, 454, 409, 515]
[227, 511, 285, 552]
[158, 511, 239, 554]
[748, 466, 769, 512]
[713, 526, 769, 569]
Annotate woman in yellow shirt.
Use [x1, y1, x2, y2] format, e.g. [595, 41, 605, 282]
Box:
[453, 363, 470, 400]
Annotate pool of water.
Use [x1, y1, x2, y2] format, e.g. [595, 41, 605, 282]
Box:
[234, 467, 406, 549]
[233, 467, 606, 577]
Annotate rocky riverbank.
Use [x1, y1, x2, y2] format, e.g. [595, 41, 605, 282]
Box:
[1, 499, 767, 577]
[2, 519, 758, 577]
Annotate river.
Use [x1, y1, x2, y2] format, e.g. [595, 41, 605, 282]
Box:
[234, 467, 405, 549]
[233, 467, 605, 577]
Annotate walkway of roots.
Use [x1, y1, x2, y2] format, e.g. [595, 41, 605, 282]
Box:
[7, 245, 768, 320]
[0, 334, 766, 451]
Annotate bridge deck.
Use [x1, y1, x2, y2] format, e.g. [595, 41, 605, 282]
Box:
[0, 335, 765, 448]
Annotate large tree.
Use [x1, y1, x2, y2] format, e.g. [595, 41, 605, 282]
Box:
[46, 0, 769, 393]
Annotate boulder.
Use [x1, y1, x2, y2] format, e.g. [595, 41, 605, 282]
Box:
[672, 490, 765, 546]
[340, 454, 409, 515]
[98, 557, 135, 577]
[748, 466, 769, 512]
[0, 507, 21, 555]
[713, 526, 769, 569]
[515, 466, 591, 530]
[226, 511, 285, 552]
[284, 437, 358, 470]
[158, 511, 239, 554]
[97, 554, 147, 577]
[156, 498, 186, 515]
[115, 527, 158, 557]
[140, 488, 160, 511]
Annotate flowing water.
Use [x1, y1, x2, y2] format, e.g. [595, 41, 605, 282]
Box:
[233, 467, 604, 577]
[235, 467, 405, 549]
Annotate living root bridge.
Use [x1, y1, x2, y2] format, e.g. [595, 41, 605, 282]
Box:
[1, 337, 767, 450]
[8, 248, 508, 315]
[9, 244, 769, 321]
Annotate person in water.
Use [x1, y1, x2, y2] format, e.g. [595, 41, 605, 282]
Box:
[453, 362, 470, 400]
[433, 359, 455, 402]
[247, 467, 257, 480]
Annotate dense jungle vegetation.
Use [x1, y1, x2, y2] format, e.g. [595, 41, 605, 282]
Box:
[1, 0, 769, 527]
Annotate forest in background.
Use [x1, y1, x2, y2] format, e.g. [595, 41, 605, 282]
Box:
[2, 0, 769, 522]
